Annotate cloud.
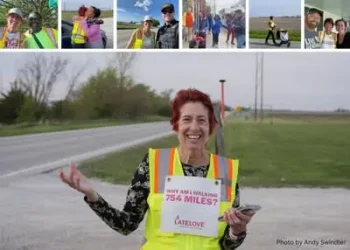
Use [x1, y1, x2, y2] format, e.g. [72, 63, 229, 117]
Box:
[134, 0, 153, 12]
[117, 8, 126, 12]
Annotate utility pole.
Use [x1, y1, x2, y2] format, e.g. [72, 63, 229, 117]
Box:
[219, 79, 226, 120]
[254, 53, 259, 122]
[260, 53, 264, 123]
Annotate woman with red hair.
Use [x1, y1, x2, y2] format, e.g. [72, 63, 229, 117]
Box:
[59, 88, 255, 249]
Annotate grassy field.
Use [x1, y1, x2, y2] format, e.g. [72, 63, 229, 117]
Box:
[117, 22, 139, 30]
[249, 17, 301, 41]
[61, 10, 114, 21]
[0, 116, 168, 137]
[79, 115, 350, 188]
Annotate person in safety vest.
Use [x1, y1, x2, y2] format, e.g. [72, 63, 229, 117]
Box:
[126, 15, 156, 49]
[183, 7, 194, 42]
[23, 12, 58, 49]
[59, 88, 256, 250]
[156, 3, 179, 48]
[71, 5, 88, 48]
[265, 16, 277, 45]
[0, 8, 25, 49]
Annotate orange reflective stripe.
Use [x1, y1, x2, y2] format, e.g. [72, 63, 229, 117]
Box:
[50, 29, 57, 47]
[227, 159, 233, 202]
[153, 149, 160, 193]
[213, 154, 219, 179]
[168, 148, 175, 175]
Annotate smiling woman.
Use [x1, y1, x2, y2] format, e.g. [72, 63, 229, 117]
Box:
[59, 88, 255, 250]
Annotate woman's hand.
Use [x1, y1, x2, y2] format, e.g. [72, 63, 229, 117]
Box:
[223, 208, 254, 238]
[58, 163, 98, 202]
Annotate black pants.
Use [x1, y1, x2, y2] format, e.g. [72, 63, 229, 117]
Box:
[265, 30, 276, 44]
[72, 43, 86, 48]
[213, 33, 219, 45]
[278, 40, 291, 47]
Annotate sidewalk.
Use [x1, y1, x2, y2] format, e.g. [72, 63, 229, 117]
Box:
[182, 29, 242, 49]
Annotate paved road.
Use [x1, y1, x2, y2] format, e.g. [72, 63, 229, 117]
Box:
[0, 122, 172, 180]
[117, 28, 158, 49]
[182, 29, 245, 49]
[249, 39, 301, 49]
[102, 18, 114, 48]
[1, 174, 349, 250]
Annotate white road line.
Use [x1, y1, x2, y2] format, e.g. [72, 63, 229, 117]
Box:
[0, 131, 174, 179]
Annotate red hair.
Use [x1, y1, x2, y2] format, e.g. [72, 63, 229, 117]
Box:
[78, 5, 87, 17]
[170, 88, 217, 134]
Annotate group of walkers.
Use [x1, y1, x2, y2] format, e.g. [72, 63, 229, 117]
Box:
[304, 8, 350, 49]
[0, 8, 58, 49]
[126, 3, 179, 49]
[70, 5, 104, 49]
[183, 7, 246, 48]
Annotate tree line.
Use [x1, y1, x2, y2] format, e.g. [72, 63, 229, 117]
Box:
[0, 53, 174, 125]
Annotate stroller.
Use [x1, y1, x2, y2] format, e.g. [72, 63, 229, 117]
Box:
[189, 31, 206, 48]
[188, 0, 207, 49]
[276, 28, 291, 47]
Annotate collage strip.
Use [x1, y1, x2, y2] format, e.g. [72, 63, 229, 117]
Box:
[0, 0, 349, 49]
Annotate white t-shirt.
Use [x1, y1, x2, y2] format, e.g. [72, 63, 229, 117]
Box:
[5, 32, 21, 48]
[319, 31, 336, 49]
[280, 32, 288, 41]
[142, 35, 154, 49]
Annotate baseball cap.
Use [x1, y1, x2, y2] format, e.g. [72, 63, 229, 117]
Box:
[7, 8, 23, 19]
[306, 8, 322, 16]
[161, 3, 175, 12]
[143, 15, 153, 22]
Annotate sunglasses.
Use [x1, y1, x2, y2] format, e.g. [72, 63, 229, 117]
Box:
[162, 9, 173, 14]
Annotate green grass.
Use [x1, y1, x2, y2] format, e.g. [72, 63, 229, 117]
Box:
[79, 115, 350, 188]
[250, 30, 301, 42]
[0, 116, 168, 137]
[61, 10, 114, 21]
[117, 23, 140, 30]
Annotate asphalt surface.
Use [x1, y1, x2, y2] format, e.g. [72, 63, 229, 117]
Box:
[117, 28, 158, 49]
[182, 29, 241, 49]
[0, 122, 172, 180]
[102, 18, 114, 48]
[1, 173, 349, 250]
[249, 39, 301, 49]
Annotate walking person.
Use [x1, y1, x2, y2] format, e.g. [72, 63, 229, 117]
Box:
[265, 16, 276, 45]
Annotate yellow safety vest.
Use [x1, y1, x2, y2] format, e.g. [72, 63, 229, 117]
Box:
[267, 20, 275, 31]
[133, 28, 156, 49]
[71, 21, 86, 44]
[24, 28, 58, 49]
[142, 147, 239, 250]
[0, 27, 22, 49]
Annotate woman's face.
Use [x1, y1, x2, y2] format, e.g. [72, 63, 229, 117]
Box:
[143, 20, 152, 29]
[85, 7, 94, 18]
[325, 22, 333, 32]
[177, 102, 210, 151]
[336, 21, 346, 33]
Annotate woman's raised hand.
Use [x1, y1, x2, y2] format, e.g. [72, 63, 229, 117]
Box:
[58, 163, 98, 202]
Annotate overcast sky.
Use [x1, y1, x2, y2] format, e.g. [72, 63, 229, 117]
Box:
[0, 52, 348, 111]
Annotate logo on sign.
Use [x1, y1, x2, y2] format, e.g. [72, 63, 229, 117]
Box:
[174, 215, 205, 230]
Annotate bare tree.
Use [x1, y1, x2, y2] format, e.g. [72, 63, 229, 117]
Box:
[64, 62, 88, 101]
[16, 54, 68, 106]
[107, 52, 137, 80]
